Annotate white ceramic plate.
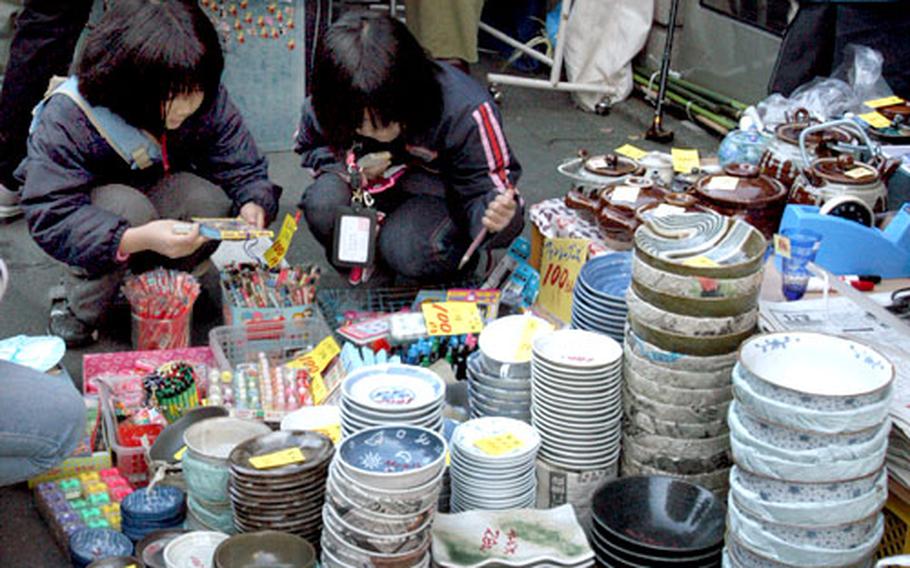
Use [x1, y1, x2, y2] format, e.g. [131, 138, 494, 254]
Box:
[739, 332, 893, 398]
[532, 330, 622, 369]
[343, 364, 446, 412]
[451, 417, 540, 463]
[479, 314, 554, 366]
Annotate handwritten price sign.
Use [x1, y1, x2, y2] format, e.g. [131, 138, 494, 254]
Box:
[263, 213, 298, 268]
[537, 238, 588, 323]
[421, 302, 484, 336]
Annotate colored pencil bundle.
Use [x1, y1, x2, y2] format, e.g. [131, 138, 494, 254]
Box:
[142, 361, 200, 422]
[123, 269, 200, 350]
[220, 262, 321, 309]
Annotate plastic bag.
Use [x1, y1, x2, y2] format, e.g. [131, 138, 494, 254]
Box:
[753, 44, 894, 128]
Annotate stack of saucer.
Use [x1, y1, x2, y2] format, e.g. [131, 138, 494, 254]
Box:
[571, 252, 632, 344]
[228, 430, 334, 546]
[531, 330, 623, 472]
[321, 425, 447, 568]
[340, 364, 445, 437]
[449, 417, 540, 512]
[120, 485, 187, 543]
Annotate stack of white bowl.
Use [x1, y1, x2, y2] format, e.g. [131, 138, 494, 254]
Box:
[724, 332, 893, 568]
[339, 364, 445, 438]
[623, 213, 766, 495]
[449, 417, 540, 512]
[468, 315, 552, 423]
[321, 425, 447, 568]
[530, 330, 623, 472]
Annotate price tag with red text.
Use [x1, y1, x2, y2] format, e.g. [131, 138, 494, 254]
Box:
[421, 302, 484, 336]
[537, 238, 588, 323]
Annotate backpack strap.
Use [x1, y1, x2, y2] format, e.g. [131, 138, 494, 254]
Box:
[30, 76, 162, 170]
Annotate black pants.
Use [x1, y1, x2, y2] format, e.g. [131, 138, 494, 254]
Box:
[0, 0, 93, 189]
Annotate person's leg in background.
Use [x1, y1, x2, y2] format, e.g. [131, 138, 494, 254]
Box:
[404, 0, 485, 72]
[0, 0, 94, 218]
[0, 360, 85, 486]
[299, 170, 354, 260]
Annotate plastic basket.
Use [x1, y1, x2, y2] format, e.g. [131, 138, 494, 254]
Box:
[316, 287, 425, 327]
[96, 375, 150, 486]
[209, 307, 333, 370]
[878, 485, 910, 558]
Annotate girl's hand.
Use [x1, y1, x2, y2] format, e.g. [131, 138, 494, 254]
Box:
[358, 151, 392, 181]
[239, 202, 267, 229]
[482, 188, 518, 232]
[120, 220, 208, 259]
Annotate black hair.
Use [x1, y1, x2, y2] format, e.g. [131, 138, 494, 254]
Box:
[311, 11, 442, 151]
[77, 0, 224, 136]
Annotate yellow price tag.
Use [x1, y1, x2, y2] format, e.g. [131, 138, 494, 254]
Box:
[445, 450, 451, 466]
[314, 424, 341, 445]
[671, 148, 701, 173]
[249, 447, 306, 469]
[421, 302, 484, 336]
[287, 336, 341, 374]
[474, 433, 524, 456]
[537, 237, 588, 324]
[845, 166, 873, 180]
[681, 255, 720, 268]
[773, 234, 791, 259]
[859, 111, 892, 129]
[514, 318, 552, 361]
[263, 213, 298, 268]
[310, 371, 329, 405]
[865, 96, 904, 109]
[614, 144, 648, 160]
[173, 446, 187, 462]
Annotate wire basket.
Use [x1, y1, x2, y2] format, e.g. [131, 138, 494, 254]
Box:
[878, 491, 910, 558]
[209, 307, 333, 370]
[316, 287, 425, 327]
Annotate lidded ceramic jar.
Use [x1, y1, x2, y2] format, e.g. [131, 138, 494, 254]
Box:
[758, 109, 853, 189]
[790, 154, 891, 214]
[597, 176, 690, 249]
[558, 149, 644, 192]
[692, 164, 788, 239]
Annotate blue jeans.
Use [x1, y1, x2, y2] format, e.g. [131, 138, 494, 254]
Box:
[300, 170, 473, 283]
[0, 360, 86, 486]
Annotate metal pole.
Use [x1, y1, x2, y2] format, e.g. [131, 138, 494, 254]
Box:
[645, 0, 681, 143]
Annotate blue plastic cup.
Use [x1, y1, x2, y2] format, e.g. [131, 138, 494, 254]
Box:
[780, 228, 822, 301]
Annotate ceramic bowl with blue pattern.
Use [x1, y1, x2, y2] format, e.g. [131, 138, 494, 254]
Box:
[69, 528, 134, 568]
[738, 333, 894, 411]
[337, 425, 446, 489]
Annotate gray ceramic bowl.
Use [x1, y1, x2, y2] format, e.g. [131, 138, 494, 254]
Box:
[149, 406, 229, 464]
[629, 313, 755, 357]
[731, 463, 885, 504]
[626, 286, 759, 336]
[213, 530, 316, 568]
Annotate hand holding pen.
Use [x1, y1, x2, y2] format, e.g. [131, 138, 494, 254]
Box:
[458, 187, 519, 269]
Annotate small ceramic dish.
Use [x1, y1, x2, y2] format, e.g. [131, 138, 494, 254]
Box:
[326, 471, 439, 519]
[626, 328, 739, 373]
[229, 430, 334, 478]
[341, 396, 443, 422]
[732, 401, 885, 452]
[279, 404, 341, 433]
[337, 425, 446, 489]
[625, 365, 732, 406]
[342, 364, 446, 413]
[624, 402, 729, 439]
[626, 286, 759, 338]
[731, 462, 886, 504]
[163, 531, 229, 568]
[325, 489, 434, 538]
[577, 252, 633, 300]
[150, 406, 229, 464]
[467, 352, 531, 389]
[477, 314, 553, 377]
[213, 531, 316, 568]
[623, 340, 733, 389]
[629, 313, 755, 357]
[183, 417, 271, 462]
[737, 333, 894, 411]
[451, 417, 540, 464]
[624, 386, 731, 424]
[322, 504, 429, 555]
[531, 329, 623, 370]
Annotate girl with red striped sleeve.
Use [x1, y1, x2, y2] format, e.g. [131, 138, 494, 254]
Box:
[295, 12, 523, 285]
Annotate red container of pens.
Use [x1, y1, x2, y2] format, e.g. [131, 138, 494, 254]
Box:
[123, 269, 200, 351]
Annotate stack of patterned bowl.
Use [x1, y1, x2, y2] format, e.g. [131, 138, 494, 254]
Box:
[449, 417, 541, 512]
[571, 252, 632, 345]
[622, 211, 766, 495]
[321, 425, 447, 568]
[181, 417, 271, 534]
[120, 485, 187, 543]
[724, 332, 893, 567]
[340, 364, 446, 437]
[468, 315, 551, 423]
[228, 430, 334, 547]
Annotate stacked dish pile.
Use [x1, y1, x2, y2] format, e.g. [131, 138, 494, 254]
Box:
[571, 252, 632, 345]
[623, 211, 766, 495]
[213, 531, 317, 568]
[724, 332, 893, 567]
[448, 417, 541, 513]
[468, 315, 552, 422]
[227, 430, 334, 547]
[530, 330, 623, 473]
[69, 528, 135, 568]
[120, 485, 187, 543]
[321, 425, 447, 568]
[340, 364, 445, 437]
[590, 476, 726, 567]
[182, 417, 271, 533]
[162, 531, 229, 568]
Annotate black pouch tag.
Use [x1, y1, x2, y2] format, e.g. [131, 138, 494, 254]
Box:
[332, 206, 377, 267]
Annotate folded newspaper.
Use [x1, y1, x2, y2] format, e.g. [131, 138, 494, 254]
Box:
[760, 293, 910, 486]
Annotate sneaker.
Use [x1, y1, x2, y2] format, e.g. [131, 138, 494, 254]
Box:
[347, 266, 375, 286]
[48, 298, 98, 347]
[0, 183, 21, 220]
